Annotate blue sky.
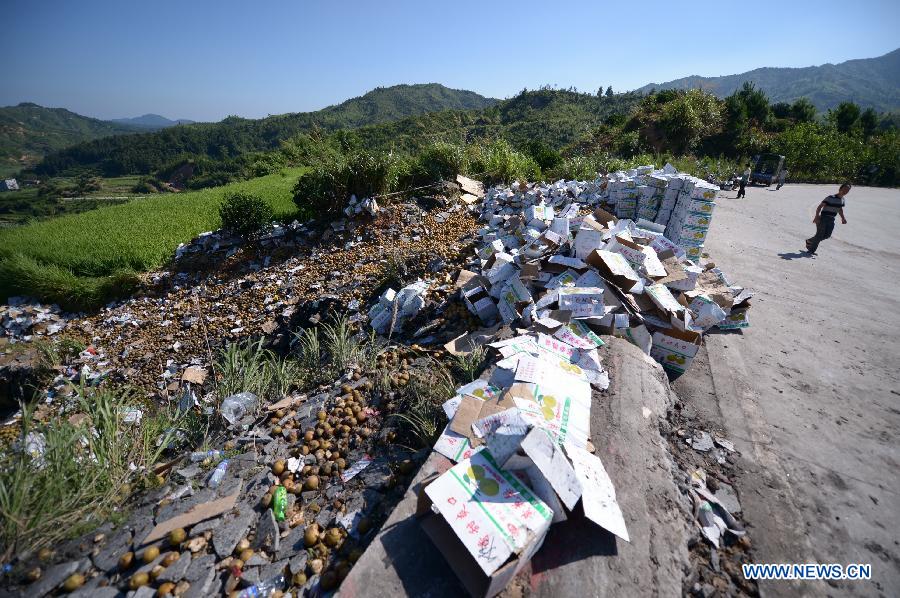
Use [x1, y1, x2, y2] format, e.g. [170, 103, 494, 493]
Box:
[2, 0, 898, 122]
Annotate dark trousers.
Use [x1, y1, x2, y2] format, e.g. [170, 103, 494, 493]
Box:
[776, 182, 784, 190]
[806, 215, 835, 253]
[737, 181, 746, 198]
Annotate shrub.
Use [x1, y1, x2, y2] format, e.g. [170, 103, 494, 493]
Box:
[404, 142, 469, 187]
[131, 177, 158, 194]
[293, 150, 408, 215]
[466, 139, 539, 186]
[219, 191, 273, 237]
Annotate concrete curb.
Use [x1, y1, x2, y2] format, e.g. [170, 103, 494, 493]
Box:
[339, 337, 692, 597]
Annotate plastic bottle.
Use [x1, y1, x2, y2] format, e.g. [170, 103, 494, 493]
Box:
[207, 459, 229, 488]
[189, 449, 224, 462]
[236, 574, 286, 597]
[272, 486, 287, 522]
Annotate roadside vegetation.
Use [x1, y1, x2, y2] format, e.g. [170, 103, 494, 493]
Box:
[0, 385, 192, 556]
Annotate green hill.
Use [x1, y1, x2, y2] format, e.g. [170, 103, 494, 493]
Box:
[0, 103, 140, 177]
[634, 48, 900, 112]
[33, 84, 499, 177]
[338, 88, 642, 153]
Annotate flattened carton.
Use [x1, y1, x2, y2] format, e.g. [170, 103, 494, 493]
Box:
[557, 286, 605, 318]
[420, 450, 553, 598]
[650, 327, 702, 375]
[585, 249, 642, 292]
[496, 277, 532, 324]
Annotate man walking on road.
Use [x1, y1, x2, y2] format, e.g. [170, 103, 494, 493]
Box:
[737, 163, 751, 198]
[805, 183, 850, 254]
[776, 168, 788, 190]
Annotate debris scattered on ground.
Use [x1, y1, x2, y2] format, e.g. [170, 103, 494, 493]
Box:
[1, 298, 68, 342]
[0, 166, 757, 597]
[388, 165, 753, 594]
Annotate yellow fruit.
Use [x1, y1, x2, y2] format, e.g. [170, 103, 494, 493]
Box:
[323, 528, 342, 548]
[62, 573, 85, 592]
[169, 528, 186, 546]
[273, 460, 286, 476]
[118, 551, 134, 570]
[142, 545, 160, 564]
[130, 572, 149, 590]
[26, 567, 41, 583]
[303, 475, 319, 491]
[157, 582, 176, 597]
[304, 524, 319, 547]
[240, 549, 254, 562]
[292, 572, 307, 586]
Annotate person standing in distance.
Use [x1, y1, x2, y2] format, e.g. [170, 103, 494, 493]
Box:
[805, 183, 850, 254]
[776, 168, 788, 190]
[737, 163, 751, 198]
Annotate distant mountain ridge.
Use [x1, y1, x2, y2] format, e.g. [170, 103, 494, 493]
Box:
[0, 103, 141, 177]
[634, 48, 900, 112]
[110, 114, 196, 128]
[33, 83, 500, 177]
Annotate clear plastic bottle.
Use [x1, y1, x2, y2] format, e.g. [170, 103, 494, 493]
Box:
[207, 459, 229, 488]
[236, 573, 286, 597]
[189, 449, 224, 462]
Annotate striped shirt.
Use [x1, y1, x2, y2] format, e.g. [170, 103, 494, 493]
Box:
[820, 194, 844, 216]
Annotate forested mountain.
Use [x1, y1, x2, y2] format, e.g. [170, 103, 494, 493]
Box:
[0, 103, 139, 176]
[33, 84, 499, 177]
[109, 114, 196, 128]
[634, 48, 900, 112]
[335, 88, 642, 154]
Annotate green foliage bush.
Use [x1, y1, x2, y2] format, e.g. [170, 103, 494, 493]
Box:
[466, 139, 539, 185]
[219, 191, 274, 237]
[293, 150, 408, 215]
[404, 142, 470, 187]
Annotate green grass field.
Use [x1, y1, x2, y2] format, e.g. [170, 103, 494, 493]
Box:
[0, 175, 156, 225]
[0, 168, 306, 308]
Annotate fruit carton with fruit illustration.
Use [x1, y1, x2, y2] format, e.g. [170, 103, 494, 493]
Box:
[419, 449, 553, 597]
[650, 328, 702, 376]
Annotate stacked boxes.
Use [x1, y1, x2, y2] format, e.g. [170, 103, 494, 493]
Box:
[664, 179, 718, 262]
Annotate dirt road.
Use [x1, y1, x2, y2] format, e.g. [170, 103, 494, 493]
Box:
[677, 183, 900, 596]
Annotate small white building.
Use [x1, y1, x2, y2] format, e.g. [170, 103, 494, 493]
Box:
[0, 179, 19, 191]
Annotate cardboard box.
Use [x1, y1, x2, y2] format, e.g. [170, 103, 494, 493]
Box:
[585, 250, 642, 292]
[463, 283, 500, 324]
[557, 287, 605, 318]
[645, 283, 684, 317]
[420, 450, 553, 597]
[650, 328, 702, 375]
[496, 277, 533, 324]
[574, 217, 606, 259]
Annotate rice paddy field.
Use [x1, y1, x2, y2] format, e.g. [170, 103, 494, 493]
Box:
[0, 168, 306, 308]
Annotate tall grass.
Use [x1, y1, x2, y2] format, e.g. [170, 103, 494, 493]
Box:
[393, 358, 456, 448]
[0, 168, 305, 307]
[215, 338, 302, 403]
[0, 386, 184, 556]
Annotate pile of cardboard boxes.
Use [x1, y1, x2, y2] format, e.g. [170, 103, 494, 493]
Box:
[413, 166, 750, 596]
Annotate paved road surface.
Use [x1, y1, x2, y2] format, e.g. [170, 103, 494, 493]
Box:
[686, 183, 900, 596]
